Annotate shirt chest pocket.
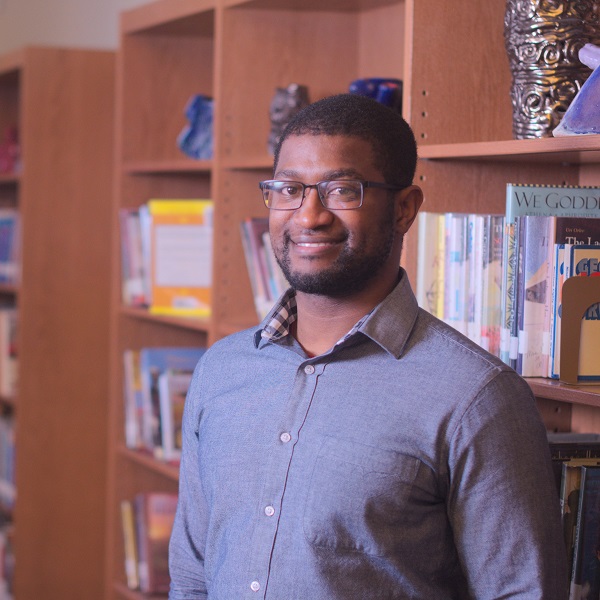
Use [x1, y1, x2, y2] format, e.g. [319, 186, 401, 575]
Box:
[303, 436, 420, 558]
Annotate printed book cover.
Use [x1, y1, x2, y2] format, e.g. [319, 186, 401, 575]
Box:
[135, 492, 178, 595]
[416, 212, 444, 318]
[515, 215, 555, 377]
[569, 466, 600, 600]
[147, 199, 213, 318]
[550, 218, 600, 379]
[158, 369, 193, 462]
[139, 347, 205, 456]
[503, 183, 600, 369]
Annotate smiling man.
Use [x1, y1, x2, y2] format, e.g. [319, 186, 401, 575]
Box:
[169, 94, 567, 599]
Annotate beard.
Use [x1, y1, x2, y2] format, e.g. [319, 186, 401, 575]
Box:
[274, 209, 398, 298]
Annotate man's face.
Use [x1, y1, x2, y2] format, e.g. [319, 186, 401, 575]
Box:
[269, 134, 400, 297]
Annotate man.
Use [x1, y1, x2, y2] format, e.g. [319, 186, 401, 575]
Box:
[169, 93, 567, 599]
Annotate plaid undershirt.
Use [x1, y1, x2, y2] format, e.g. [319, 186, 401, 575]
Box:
[261, 288, 371, 349]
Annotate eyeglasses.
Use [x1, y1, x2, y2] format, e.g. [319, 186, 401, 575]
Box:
[259, 179, 405, 210]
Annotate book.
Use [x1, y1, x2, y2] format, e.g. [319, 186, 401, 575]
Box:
[564, 244, 600, 381]
[515, 215, 556, 377]
[138, 347, 205, 457]
[0, 209, 20, 285]
[416, 212, 444, 318]
[560, 460, 600, 583]
[500, 219, 520, 368]
[123, 350, 144, 450]
[549, 218, 600, 379]
[0, 309, 17, 399]
[158, 369, 193, 462]
[135, 492, 178, 595]
[466, 214, 484, 346]
[147, 199, 214, 318]
[480, 215, 504, 356]
[119, 208, 147, 307]
[502, 183, 600, 369]
[240, 217, 288, 319]
[120, 499, 140, 590]
[443, 213, 469, 335]
[569, 466, 600, 599]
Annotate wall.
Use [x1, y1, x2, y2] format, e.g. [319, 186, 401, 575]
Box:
[0, 0, 149, 54]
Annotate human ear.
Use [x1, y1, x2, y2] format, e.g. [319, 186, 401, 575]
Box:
[395, 185, 423, 234]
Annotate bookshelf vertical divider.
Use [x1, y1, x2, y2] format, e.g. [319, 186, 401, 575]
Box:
[0, 46, 115, 599]
[105, 0, 600, 597]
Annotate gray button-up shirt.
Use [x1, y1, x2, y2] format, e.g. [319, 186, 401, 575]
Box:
[169, 270, 567, 599]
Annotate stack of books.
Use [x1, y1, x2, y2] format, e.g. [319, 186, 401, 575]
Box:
[119, 199, 214, 318]
[416, 183, 600, 382]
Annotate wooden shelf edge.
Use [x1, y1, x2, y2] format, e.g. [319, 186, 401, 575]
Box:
[419, 135, 600, 163]
[0, 48, 24, 77]
[528, 378, 600, 407]
[117, 445, 180, 481]
[121, 0, 216, 36]
[0, 173, 20, 185]
[122, 159, 212, 175]
[114, 580, 167, 599]
[0, 283, 18, 295]
[221, 156, 274, 171]
[120, 305, 211, 333]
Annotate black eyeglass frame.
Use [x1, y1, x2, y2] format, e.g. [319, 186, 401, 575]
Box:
[258, 179, 406, 211]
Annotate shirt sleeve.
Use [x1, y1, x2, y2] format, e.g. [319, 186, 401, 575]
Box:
[447, 369, 568, 600]
[169, 358, 209, 600]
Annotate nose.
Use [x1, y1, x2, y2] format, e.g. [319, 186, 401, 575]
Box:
[294, 186, 334, 228]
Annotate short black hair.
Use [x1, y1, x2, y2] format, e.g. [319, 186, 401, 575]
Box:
[273, 93, 417, 189]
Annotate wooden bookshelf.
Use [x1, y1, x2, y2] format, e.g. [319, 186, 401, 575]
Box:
[0, 47, 115, 599]
[105, 0, 600, 597]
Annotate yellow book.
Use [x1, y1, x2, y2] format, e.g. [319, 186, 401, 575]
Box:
[147, 199, 213, 318]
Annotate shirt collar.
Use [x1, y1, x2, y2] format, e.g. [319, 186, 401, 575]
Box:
[254, 268, 419, 360]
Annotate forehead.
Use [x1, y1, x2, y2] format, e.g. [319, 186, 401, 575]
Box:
[275, 134, 380, 179]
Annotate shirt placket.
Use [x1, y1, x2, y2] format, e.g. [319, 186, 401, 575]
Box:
[244, 358, 325, 599]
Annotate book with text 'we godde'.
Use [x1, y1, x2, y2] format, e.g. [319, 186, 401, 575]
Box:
[501, 184, 600, 369]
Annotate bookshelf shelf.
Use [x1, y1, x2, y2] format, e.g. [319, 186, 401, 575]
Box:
[419, 136, 600, 164]
[123, 159, 212, 175]
[120, 305, 211, 333]
[118, 445, 180, 482]
[0, 174, 19, 185]
[529, 379, 600, 408]
[0, 284, 17, 296]
[114, 581, 167, 600]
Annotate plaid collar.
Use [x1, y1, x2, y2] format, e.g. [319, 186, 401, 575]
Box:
[260, 288, 371, 348]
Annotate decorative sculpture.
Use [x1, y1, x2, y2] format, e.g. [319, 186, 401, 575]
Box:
[177, 95, 214, 160]
[267, 84, 310, 156]
[504, 0, 600, 139]
[553, 43, 600, 135]
[349, 78, 403, 113]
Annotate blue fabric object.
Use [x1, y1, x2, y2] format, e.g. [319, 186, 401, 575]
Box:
[177, 95, 214, 159]
[169, 269, 567, 599]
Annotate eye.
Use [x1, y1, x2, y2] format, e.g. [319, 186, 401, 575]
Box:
[325, 181, 361, 200]
[277, 182, 302, 198]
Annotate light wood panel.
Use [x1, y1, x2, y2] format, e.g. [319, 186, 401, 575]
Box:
[4, 47, 115, 600]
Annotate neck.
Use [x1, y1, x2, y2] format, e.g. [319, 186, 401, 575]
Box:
[292, 273, 399, 357]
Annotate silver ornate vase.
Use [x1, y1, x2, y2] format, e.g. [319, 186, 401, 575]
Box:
[504, 0, 600, 138]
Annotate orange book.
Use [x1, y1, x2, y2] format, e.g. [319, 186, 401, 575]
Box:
[148, 199, 213, 317]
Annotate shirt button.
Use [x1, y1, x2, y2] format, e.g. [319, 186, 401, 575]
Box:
[250, 581, 260, 592]
[280, 432, 291, 443]
[304, 364, 315, 374]
[264, 505, 275, 517]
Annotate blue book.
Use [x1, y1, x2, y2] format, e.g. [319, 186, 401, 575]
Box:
[138, 347, 206, 455]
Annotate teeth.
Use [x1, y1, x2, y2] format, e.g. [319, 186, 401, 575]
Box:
[297, 242, 329, 247]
